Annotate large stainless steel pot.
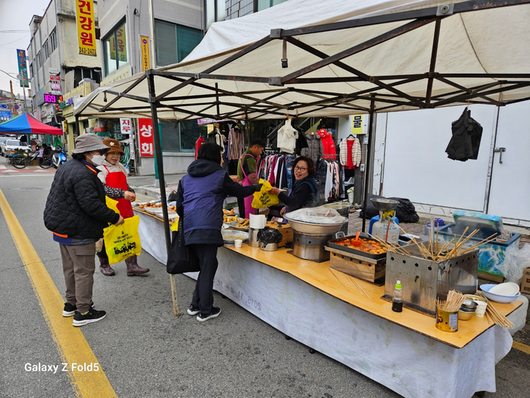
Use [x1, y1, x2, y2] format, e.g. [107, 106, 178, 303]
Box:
[283, 216, 347, 235]
[284, 215, 347, 261]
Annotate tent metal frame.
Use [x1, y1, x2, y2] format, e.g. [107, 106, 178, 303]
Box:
[73, 0, 530, 314]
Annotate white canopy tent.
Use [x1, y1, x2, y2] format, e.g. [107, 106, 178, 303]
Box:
[75, 0, 530, 120]
[73, 0, 530, 269]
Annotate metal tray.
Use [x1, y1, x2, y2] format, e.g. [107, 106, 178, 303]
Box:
[327, 233, 387, 260]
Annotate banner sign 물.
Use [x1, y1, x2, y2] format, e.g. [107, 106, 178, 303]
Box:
[351, 115, 364, 135]
[138, 118, 154, 157]
[76, 0, 97, 56]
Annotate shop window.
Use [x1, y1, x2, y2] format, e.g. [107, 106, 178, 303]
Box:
[103, 21, 128, 76]
[160, 120, 207, 152]
[154, 20, 203, 67]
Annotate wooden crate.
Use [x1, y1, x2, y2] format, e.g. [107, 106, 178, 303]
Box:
[326, 246, 386, 283]
[266, 221, 293, 248]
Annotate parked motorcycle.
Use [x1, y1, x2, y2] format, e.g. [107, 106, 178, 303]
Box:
[52, 147, 68, 169]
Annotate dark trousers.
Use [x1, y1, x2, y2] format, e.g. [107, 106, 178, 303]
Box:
[189, 244, 219, 316]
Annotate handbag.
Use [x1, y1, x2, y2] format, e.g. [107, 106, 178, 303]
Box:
[240, 154, 259, 185]
[103, 216, 142, 265]
[166, 217, 200, 274]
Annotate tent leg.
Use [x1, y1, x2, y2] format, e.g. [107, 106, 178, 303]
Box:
[147, 70, 180, 317]
[361, 99, 375, 232]
[170, 274, 180, 318]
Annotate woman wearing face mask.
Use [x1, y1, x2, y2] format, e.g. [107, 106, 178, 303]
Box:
[95, 138, 149, 276]
[44, 134, 124, 327]
[269, 156, 318, 216]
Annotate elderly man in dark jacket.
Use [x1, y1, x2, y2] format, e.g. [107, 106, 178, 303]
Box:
[44, 134, 124, 327]
[177, 143, 261, 322]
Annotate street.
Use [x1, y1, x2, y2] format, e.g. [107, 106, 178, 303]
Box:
[0, 168, 529, 398]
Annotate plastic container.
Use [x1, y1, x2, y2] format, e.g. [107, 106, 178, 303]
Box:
[392, 280, 403, 312]
[424, 218, 446, 236]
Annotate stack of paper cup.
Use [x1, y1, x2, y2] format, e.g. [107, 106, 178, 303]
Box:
[475, 301, 487, 317]
[249, 214, 266, 229]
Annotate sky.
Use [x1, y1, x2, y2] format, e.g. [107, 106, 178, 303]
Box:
[0, 0, 51, 97]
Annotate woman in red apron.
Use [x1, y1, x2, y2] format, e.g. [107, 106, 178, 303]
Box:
[96, 138, 149, 276]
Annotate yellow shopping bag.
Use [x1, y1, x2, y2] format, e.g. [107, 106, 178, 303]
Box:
[103, 215, 142, 265]
[106, 196, 120, 214]
[252, 179, 279, 209]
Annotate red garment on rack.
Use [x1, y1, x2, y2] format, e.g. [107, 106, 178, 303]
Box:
[195, 137, 205, 159]
[317, 129, 336, 158]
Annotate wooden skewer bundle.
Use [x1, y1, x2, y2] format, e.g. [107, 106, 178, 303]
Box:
[437, 290, 466, 312]
[477, 292, 514, 328]
[397, 224, 499, 262]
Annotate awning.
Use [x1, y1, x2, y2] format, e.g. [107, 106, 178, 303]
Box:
[0, 113, 63, 135]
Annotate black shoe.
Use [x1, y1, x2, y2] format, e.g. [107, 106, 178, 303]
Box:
[187, 306, 200, 316]
[62, 303, 77, 317]
[197, 307, 221, 322]
[73, 309, 107, 327]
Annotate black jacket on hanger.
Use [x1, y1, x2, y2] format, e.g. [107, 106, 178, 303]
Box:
[445, 108, 483, 162]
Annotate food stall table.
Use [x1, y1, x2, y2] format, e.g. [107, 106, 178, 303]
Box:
[134, 209, 521, 398]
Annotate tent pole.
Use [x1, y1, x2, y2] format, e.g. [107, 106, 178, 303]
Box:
[147, 70, 180, 317]
[361, 98, 375, 232]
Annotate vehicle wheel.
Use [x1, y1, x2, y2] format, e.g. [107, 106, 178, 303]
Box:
[38, 156, 53, 169]
[11, 155, 27, 169]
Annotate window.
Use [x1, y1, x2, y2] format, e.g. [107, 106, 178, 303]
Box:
[103, 21, 127, 76]
[154, 20, 203, 66]
[160, 120, 207, 152]
[50, 29, 57, 52]
[43, 40, 49, 59]
[257, 0, 288, 11]
[206, 0, 227, 27]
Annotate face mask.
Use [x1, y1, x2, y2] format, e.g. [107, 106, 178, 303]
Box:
[90, 154, 106, 166]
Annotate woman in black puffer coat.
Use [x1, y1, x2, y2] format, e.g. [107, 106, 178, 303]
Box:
[44, 134, 124, 327]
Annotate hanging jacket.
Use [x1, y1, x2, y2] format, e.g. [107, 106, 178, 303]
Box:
[339, 137, 362, 169]
[277, 119, 298, 154]
[301, 133, 324, 164]
[445, 108, 483, 161]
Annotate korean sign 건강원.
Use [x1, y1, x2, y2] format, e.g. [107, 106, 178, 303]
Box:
[138, 119, 154, 157]
[76, 0, 97, 57]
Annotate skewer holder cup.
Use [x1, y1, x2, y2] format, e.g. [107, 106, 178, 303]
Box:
[383, 245, 479, 316]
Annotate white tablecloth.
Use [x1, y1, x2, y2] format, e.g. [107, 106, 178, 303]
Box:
[136, 211, 513, 398]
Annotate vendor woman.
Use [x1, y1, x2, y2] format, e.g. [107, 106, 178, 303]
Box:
[269, 156, 318, 216]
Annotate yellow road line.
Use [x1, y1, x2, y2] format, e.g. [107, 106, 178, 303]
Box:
[0, 189, 117, 398]
[512, 340, 530, 355]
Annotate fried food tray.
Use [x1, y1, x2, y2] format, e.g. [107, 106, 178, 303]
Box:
[326, 233, 387, 260]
